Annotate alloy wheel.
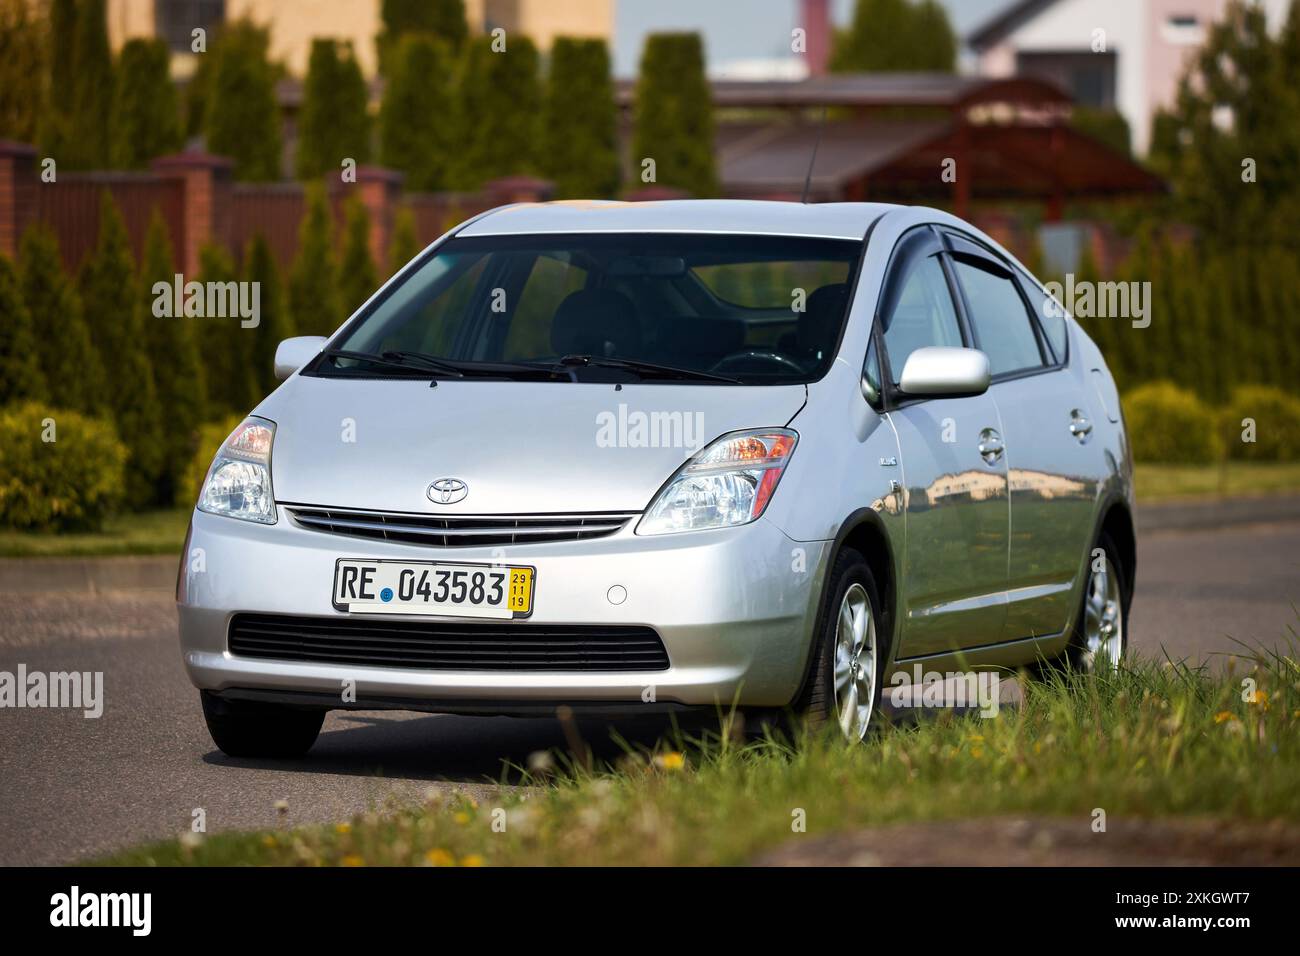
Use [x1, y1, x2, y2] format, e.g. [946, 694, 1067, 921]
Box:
[833, 583, 877, 741]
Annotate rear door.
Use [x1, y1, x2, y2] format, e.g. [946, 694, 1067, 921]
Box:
[944, 233, 1099, 642]
[877, 227, 1009, 659]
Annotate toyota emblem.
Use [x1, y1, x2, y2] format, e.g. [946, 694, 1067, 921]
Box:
[427, 478, 468, 505]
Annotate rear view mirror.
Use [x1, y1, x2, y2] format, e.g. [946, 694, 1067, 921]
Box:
[274, 336, 328, 380]
[606, 255, 687, 277]
[898, 346, 990, 398]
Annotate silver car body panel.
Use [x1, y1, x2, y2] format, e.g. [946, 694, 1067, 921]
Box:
[178, 200, 1133, 710]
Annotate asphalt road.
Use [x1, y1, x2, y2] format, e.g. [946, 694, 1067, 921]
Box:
[1, 521, 1297, 866]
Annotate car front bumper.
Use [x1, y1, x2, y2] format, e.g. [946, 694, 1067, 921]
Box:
[177, 507, 830, 710]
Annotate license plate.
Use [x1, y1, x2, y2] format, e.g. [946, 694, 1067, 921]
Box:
[333, 559, 535, 619]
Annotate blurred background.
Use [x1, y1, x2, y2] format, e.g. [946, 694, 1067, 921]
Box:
[0, 0, 1298, 544]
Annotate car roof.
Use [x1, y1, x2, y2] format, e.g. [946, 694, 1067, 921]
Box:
[458, 199, 900, 241]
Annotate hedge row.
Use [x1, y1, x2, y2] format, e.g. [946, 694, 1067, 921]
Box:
[1124, 381, 1300, 464]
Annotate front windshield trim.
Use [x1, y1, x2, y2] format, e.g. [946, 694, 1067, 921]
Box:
[305, 231, 870, 387]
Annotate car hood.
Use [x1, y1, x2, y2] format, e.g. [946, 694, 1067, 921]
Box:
[257, 376, 807, 515]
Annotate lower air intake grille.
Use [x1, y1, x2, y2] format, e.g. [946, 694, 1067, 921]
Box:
[228, 613, 670, 672]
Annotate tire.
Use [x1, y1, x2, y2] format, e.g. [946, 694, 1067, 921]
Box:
[793, 547, 888, 741]
[1030, 530, 1129, 676]
[200, 691, 325, 758]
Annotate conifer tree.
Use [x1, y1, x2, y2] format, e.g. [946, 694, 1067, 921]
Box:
[18, 224, 104, 414]
[338, 198, 379, 318]
[297, 39, 371, 180]
[205, 19, 282, 181]
[139, 212, 205, 501]
[379, 34, 455, 191]
[243, 234, 293, 397]
[66, 0, 114, 168]
[0, 251, 46, 404]
[387, 205, 420, 277]
[196, 241, 258, 415]
[111, 38, 183, 169]
[455, 35, 542, 188]
[631, 34, 717, 197]
[377, 0, 466, 73]
[289, 184, 342, 338]
[79, 192, 162, 506]
[542, 38, 620, 199]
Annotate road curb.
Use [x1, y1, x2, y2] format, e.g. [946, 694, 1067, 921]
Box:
[1139, 494, 1300, 533]
[0, 555, 176, 594]
[0, 495, 1296, 594]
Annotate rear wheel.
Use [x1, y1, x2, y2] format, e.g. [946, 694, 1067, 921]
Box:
[795, 548, 887, 741]
[200, 691, 325, 758]
[1072, 532, 1127, 672]
[1031, 530, 1128, 676]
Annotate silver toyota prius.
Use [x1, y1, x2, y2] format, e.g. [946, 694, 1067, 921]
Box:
[178, 200, 1134, 754]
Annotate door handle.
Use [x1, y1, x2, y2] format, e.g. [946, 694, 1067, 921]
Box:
[1069, 409, 1093, 442]
[977, 427, 1004, 465]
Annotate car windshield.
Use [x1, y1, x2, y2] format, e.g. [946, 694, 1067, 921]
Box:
[314, 233, 863, 385]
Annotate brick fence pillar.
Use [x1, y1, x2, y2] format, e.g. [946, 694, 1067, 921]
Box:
[483, 176, 555, 206]
[151, 151, 234, 276]
[0, 141, 38, 260]
[353, 166, 404, 271]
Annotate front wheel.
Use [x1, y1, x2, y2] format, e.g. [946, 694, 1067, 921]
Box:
[200, 691, 325, 758]
[794, 548, 887, 741]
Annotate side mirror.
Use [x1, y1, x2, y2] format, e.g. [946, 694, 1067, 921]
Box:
[274, 336, 328, 381]
[898, 346, 990, 398]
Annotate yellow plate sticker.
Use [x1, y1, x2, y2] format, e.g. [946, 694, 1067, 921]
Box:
[508, 567, 534, 613]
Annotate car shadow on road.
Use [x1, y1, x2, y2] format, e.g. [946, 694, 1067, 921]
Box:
[198, 709, 728, 784]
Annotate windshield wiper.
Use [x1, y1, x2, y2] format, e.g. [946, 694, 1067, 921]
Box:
[557, 354, 743, 385]
[323, 348, 465, 378]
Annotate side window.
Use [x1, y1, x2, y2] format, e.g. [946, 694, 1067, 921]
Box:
[879, 254, 963, 384]
[1019, 273, 1069, 364]
[951, 258, 1044, 376]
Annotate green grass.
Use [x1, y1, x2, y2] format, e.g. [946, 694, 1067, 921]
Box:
[1135, 461, 1300, 502]
[0, 508, 190, 558]
[96, 636, 1300, 867]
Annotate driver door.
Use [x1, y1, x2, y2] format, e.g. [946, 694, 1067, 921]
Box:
[877, 227, 1009, 659]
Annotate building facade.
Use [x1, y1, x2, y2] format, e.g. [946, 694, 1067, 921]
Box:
[105, 0, 613, 77]
[969, 0, 1291, 155]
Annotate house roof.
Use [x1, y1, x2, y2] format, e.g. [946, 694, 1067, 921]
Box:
[717, 118, 949, 197]
[713, 117, 1167, 201]
[968, 0, 1063, 52]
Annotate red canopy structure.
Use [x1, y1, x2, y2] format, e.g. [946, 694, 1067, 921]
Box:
[617, 72, 1165, 217]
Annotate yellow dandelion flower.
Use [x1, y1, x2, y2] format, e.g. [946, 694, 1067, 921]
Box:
[1214, 711, 1237, 724]
[425, 848, 455, 867]
[460, 854, 484, 867]
[340, 855, 366, 867]
[453, 811, 471, 825]
[335, 823, 352, 835]
[655, 752, 686, 771]
[261, 835, 277, 848]
[1250, 690, 1270, 709]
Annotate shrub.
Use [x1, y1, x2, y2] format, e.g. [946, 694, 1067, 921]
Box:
[1122, 381, 1224, 463]
[0, 403, 126, 531]
[1219, 385, 1300, 461]
[177, 414, 243, 507]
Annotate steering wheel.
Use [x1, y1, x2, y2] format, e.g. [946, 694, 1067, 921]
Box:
[710, 349, 807, 375]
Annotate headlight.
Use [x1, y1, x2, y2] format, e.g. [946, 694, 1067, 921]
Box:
[197, 417, 277, 524]
[637, 429, 797, 535]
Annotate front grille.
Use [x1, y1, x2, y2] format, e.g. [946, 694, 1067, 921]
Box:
[287, 507, 637, 548]
[228, 613, 670, 672]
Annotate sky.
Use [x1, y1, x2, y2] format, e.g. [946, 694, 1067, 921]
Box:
[612, 0, 1014, 76]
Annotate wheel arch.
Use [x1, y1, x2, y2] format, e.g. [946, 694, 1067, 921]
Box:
[1098, 497, 1137, 614]
[787, 508, 899, 707]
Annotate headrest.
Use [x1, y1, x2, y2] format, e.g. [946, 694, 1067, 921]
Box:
[550, 288, 642, 357]
[797, 283, 849, 353]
